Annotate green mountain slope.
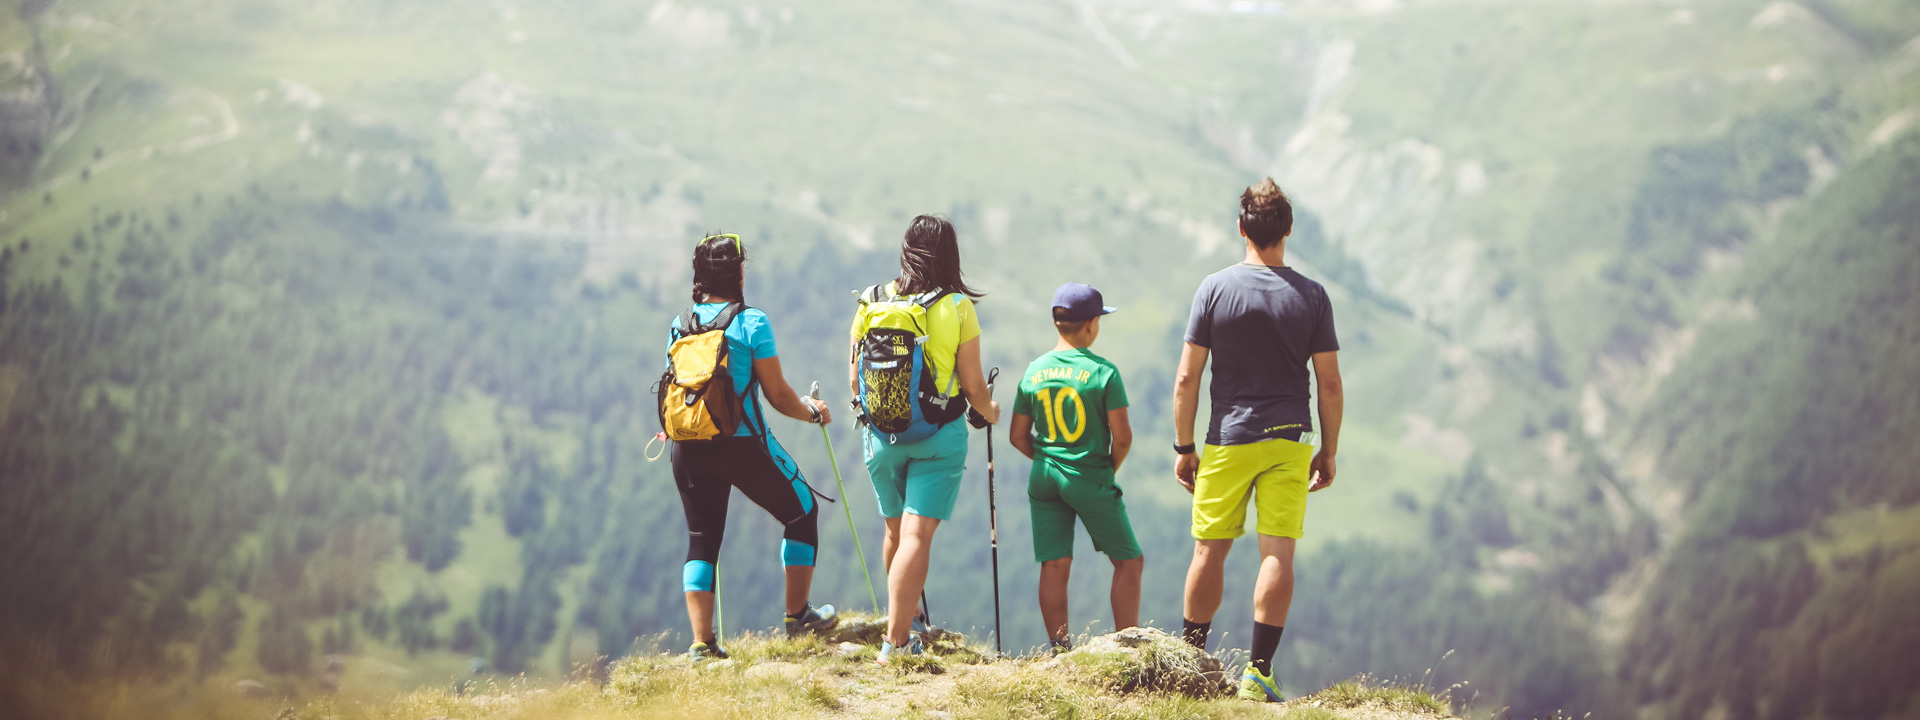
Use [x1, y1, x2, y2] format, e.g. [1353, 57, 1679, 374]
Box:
[1, 0, 1916, 717]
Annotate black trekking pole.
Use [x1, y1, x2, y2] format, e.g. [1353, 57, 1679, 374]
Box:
[971, 367, 1003, 655]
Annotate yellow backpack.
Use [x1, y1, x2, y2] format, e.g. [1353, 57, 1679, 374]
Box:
[657, 303, 752, 442]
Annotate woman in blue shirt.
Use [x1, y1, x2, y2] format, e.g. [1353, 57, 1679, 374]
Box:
[668, 234, 837, 660]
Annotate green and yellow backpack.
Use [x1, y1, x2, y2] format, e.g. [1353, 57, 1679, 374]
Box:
[853, 285, 967, 443]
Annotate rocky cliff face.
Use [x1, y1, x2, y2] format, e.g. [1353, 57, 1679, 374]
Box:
[0, 6, 61, 192]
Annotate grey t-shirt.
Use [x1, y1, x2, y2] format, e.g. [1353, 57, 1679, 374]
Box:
[1184, 263, 1339, 446]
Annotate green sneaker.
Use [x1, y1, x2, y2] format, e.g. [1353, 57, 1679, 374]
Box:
[1048, 637, 1073, 656]
[784, 603, 839, 638]
[687, 641, 729, 661]
[1238, 663, 1284, 702]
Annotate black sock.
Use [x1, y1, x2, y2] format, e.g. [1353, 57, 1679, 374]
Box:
[1181, 618, 1212, 650]
[787, 603, 809, 620]
[1250, 622, 1284, 675]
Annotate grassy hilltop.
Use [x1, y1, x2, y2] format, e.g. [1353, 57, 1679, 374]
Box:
[14, 622, 1465, 720]
[2, 0, 1918, 718]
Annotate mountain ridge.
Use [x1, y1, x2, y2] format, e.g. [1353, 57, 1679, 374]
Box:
[2, 1, 1916, 718]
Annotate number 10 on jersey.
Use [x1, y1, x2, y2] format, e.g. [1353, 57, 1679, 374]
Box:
[1032, 387, 1086, 443]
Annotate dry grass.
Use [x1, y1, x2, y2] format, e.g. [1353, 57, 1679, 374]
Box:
[1281, 675, 1454, 718]
[0, 625, 1458, 720]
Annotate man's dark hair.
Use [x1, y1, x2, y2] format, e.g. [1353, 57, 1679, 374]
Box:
[896, 215, 984, 298]
[1240, 177, 1294, 250]
[691, 233, 744, 302]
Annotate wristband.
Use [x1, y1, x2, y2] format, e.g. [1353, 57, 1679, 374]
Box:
[1173, 443, 1196, 455]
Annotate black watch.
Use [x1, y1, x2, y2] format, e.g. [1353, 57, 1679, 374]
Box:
[1173, 443, 1196, 455]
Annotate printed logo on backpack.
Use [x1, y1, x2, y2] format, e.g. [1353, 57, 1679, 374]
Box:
[853, 285, 968, 443]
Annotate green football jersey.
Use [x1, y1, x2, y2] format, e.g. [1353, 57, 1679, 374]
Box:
[1013, 348, 1129, 472]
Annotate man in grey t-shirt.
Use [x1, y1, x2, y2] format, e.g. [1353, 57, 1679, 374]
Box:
[1170, 178, 1344, 703]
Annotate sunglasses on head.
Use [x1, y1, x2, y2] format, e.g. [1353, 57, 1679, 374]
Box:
[700, 233, 742, 255]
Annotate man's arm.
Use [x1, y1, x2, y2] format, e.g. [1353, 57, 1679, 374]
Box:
[1108, 407, 1132, 472]
[1008, 413, 1036, 460]
[1172, 342, 1209, 493]
[1309, 350, 1342, 492]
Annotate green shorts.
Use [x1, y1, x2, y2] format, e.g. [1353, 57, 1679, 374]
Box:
[1028, 459, 1142, 563]
[865, 420, 969, 521]
[1191, 436, 1314, 540]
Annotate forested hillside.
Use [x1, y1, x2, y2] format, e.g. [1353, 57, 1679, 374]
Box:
[1, 0, 1916, 718]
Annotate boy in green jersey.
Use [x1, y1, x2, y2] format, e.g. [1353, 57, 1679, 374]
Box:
[1009, 282, 1142, 652]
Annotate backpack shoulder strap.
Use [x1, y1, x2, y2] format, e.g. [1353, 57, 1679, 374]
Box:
[709, 302, 748, 330]
[683, 302, 748, 334]
[914, 288, 950, 309]
[858, 284, 885, 305]
[674, 307, 703, 338]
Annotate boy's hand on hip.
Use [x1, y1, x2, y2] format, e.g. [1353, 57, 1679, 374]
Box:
[1174, 452, 1199, 494]
[1308, 451, 1336, 492]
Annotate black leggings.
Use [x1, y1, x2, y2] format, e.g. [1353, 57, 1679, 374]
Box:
[671, 434, 819, 593]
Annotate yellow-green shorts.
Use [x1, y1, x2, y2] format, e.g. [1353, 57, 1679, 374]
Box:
[1191, 437, 1314, 540]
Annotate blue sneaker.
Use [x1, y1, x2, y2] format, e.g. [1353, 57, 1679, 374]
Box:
[875, 636, 924, 664]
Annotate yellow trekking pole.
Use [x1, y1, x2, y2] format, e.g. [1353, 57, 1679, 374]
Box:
[813, 381, 879, 612]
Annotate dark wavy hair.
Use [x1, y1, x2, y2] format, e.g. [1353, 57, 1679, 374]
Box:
[691, 233, 745, 302]
[1240, 177, 1294, 250]
[895, 215, 983, 298]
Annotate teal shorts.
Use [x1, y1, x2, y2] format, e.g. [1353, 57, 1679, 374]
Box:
[865, 420, 969, 521]
[1028, 459, 1142, 563]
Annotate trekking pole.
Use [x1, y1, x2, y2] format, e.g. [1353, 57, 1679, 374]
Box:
[813, 382, 878, 613]
[971, 367, 1004, 655]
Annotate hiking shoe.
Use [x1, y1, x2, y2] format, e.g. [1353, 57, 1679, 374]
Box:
[911, 610, 931, 636]
[875, 636, 924, 664]
[1238, 663, 1284, 702]
[687, 641, 729, 661]
[784, 603, 839, 638]
[1048, 638, 1073, 656]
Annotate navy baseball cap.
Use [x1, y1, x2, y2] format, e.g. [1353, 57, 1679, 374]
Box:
[1051, 282, 1117, 322]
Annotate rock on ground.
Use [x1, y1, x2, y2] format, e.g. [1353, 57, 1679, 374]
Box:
[1051, 626, 1230, 698]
